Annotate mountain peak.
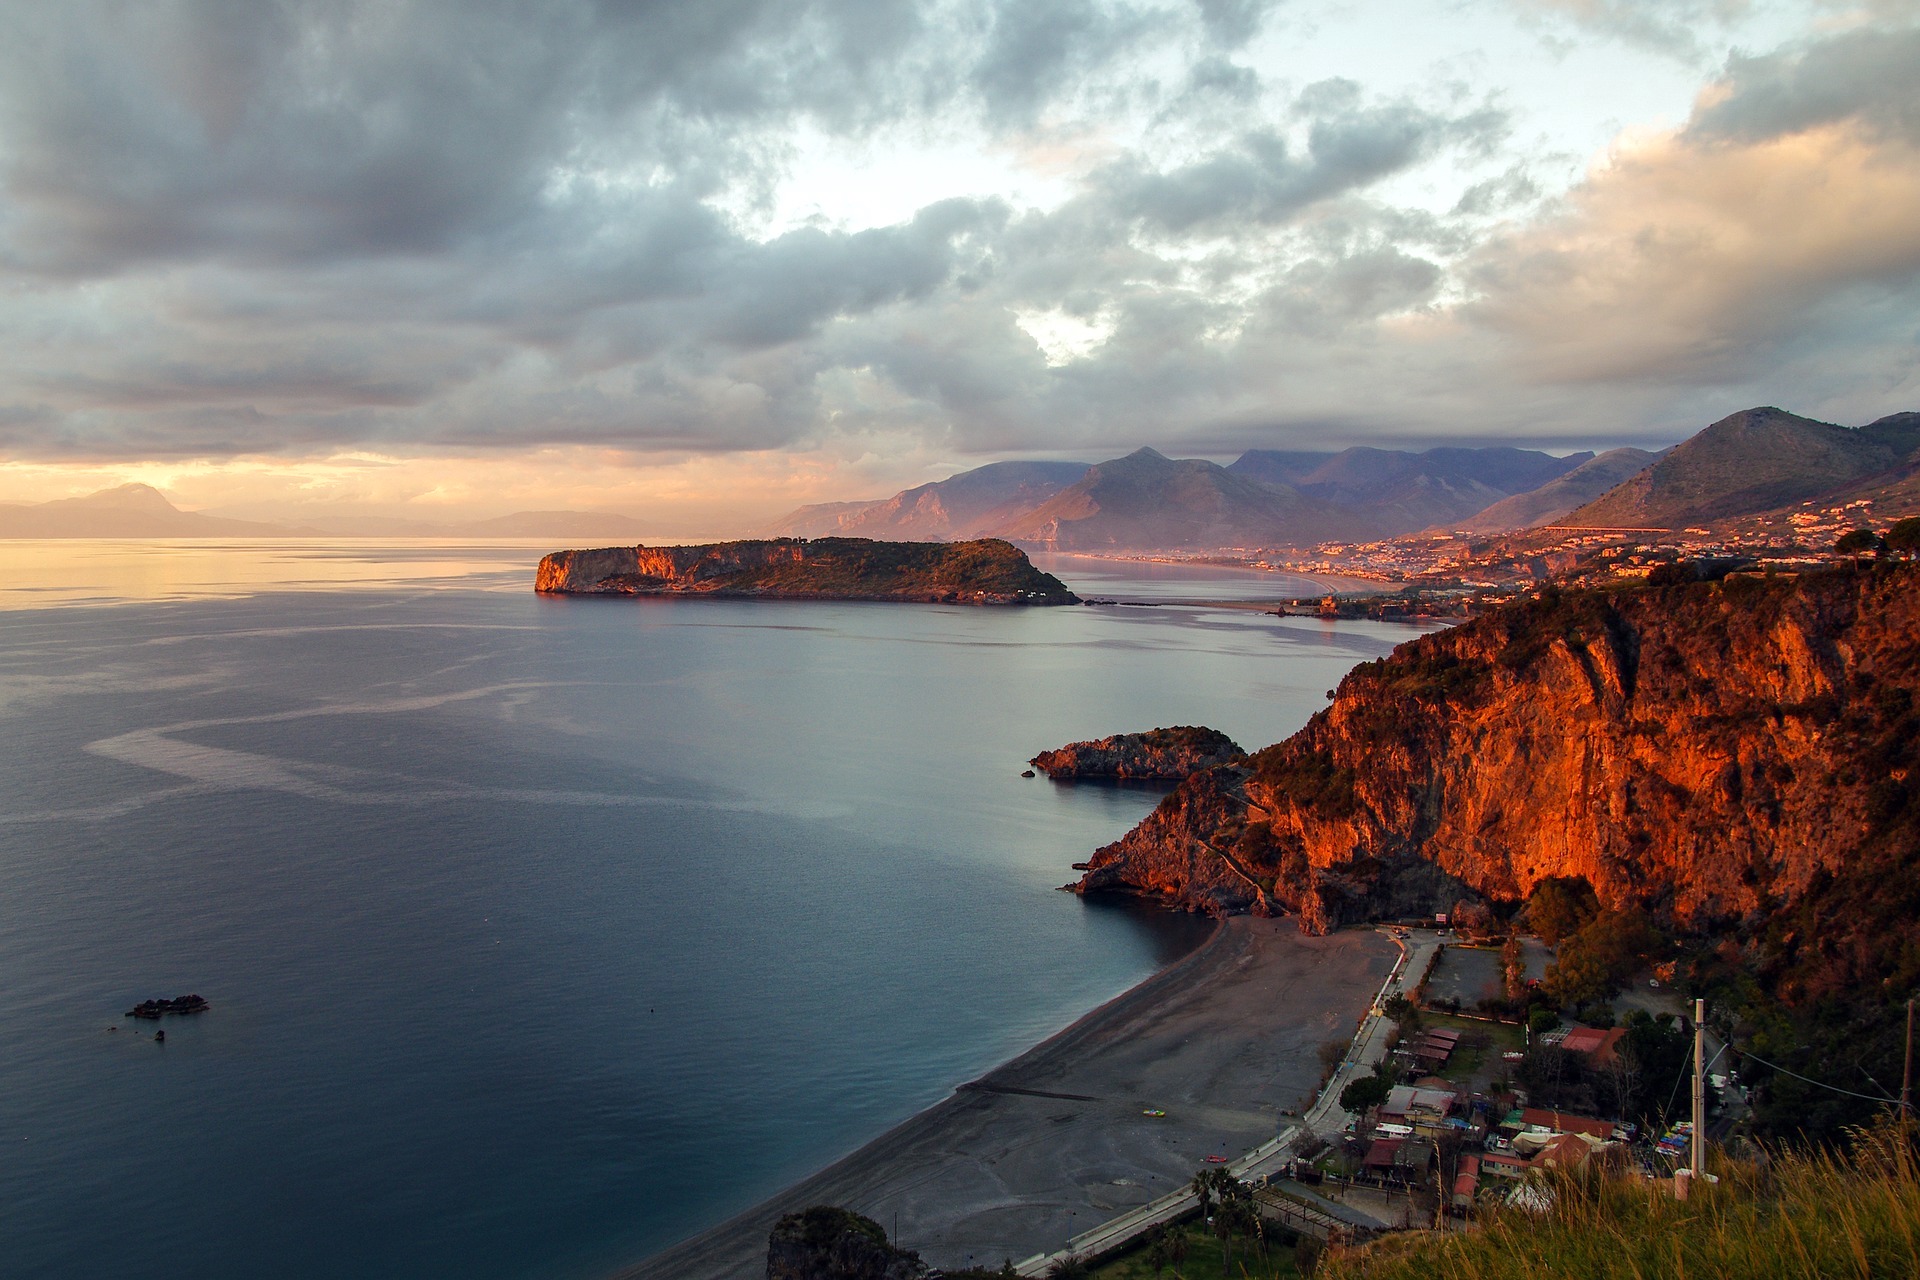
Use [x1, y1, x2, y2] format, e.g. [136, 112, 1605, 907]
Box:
[48, 483, 183, 513]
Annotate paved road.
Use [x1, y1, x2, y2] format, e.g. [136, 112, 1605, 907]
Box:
[1012, 929, 1440, 1274]
[1304, 930, 1439, 1140]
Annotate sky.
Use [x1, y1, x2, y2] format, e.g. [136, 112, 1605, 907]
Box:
[0, 0, 1916, 530]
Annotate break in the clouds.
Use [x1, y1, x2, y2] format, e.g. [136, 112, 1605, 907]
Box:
[0, 0, 1916, 521]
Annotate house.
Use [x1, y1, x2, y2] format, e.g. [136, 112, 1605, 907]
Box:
[1361, 1136, 1436, 1186]
[1556, 1025, 1628, 1068]
[1410, 1027, 1461, 1071]
[1529, 1132, 1602, 1172]
[1519, 1107, 1617, 1142]
[1450, 1154, 1481, 1214]
[1480, 1152, 1530, 1181]
[1380, 1083, 1462, 1140]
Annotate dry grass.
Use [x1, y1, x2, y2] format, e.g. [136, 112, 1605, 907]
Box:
[1323, 1124, 1920, 1280]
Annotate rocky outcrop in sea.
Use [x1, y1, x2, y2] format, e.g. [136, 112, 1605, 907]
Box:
[536, 537, 1078, 605]
[1029, 726, 1243, 780]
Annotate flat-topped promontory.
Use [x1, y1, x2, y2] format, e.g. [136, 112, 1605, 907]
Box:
[535, 537, 1079, 604]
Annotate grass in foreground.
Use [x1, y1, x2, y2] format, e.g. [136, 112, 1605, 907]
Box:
[1323, 1123, 1920, 1280]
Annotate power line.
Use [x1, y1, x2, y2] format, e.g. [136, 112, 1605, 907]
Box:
[1737, 1047, 1904, 1108]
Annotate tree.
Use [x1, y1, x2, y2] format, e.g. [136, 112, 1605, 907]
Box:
[1836, 527, 1882, 555]
[1886, 517, 1920, 556]
[1046, 1255, 1089, 1279]
[1340, 1071, 1393, 1113]
[1190, 1169, 1215, 1220]
[1524, 876, 1599, 945]
[1501, 934, 1527, 1000]
[1165, 1227, 1189, 1274]
[1144, 1226, 1170, 1279]
[1214, 1194, 1260, 1275]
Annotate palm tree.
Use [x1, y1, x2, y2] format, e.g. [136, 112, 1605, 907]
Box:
[1165, 1227, 1189, 1276]
[1190, 1169, 1214, 1221]
[1145, 1226, 1170, 1279]
[1045, 1253, 1089, 1279]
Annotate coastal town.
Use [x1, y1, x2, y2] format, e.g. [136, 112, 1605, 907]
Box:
[992, 922, 1742, 1278]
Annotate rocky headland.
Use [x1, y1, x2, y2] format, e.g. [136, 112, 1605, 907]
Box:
[1073, 562, 1920, 943]
[534, 537, 1077, 604]
[1029, 725, 1243, 780]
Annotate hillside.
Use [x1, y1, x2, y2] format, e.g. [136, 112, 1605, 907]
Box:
[535, 537, 1078, 604]
[1075, 563, 1918, 934]
[1445, 447, 1662, 534]
[760, 461, 1091, 540]
[1564, 407, 1920, 529]
[1232, 445, 1591, 537]
[985, 447, 1361, 550]
[0, 482, 653, 540]
[0, 484, 303, 537]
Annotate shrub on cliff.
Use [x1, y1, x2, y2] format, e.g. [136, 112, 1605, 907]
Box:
[766, 1206, 926, 1280]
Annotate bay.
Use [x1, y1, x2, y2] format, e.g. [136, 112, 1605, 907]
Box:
[0, 541, 1413, 1279]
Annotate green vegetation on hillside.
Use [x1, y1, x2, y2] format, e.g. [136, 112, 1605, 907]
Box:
[735, 537, 1078, 600]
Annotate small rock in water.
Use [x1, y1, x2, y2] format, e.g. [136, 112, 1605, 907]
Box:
[1021, 769, 1036, 777]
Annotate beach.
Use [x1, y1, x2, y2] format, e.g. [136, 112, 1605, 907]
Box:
[619, 917, 1397, 1278]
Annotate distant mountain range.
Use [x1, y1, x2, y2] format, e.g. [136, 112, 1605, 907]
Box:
[1448, 448, 1665, 535]
[764, 443, 1617, 550]
[18, 405, 1918, 549]
[762, 406, 1920, 552]
[0, 484, 651, 540]
[768, 461, 1093, 539]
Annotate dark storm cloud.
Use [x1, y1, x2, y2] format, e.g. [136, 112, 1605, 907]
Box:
[0, 0, 940, 274]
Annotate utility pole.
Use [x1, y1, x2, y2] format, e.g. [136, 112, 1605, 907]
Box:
[1692, 998, 1706, 1179]
[1903, 995, 1914, 1128]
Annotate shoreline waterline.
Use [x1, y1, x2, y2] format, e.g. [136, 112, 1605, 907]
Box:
[615, 914, 1397, 1280]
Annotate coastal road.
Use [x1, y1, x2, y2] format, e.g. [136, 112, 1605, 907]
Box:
[1012, 929, 1437, 1275]
[1305, 930, 1440, 1140]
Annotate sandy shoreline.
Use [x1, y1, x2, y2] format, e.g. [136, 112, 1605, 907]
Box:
[615, 916, 1396, 1279]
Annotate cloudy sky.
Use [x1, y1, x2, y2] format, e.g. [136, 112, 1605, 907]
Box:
[1, 0, 1916, 529]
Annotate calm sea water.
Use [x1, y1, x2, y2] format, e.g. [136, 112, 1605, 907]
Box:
[0, 542, 1414, 1280]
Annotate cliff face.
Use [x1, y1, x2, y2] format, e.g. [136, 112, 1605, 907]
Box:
[1030, 726, 1243, 780]
[1076, 565, 1920, 933]
[535, 537, 1078, 604]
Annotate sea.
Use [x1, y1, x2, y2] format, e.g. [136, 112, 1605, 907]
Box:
[0, 541, 1417, 1280]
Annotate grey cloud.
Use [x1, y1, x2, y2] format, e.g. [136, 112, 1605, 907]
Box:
[1185, 55, 1262, 101]
[1510, 0, 1753, 59]
[1688, 26, 1920, 145]
[969, 0, 1164, 126]
[1193, 0, 1280, 48]
[1101, 83, 1505, 232]
[0, 0, 947, 275]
